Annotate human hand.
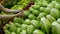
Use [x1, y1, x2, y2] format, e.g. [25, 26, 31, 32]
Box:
[16, 10, 24, 17]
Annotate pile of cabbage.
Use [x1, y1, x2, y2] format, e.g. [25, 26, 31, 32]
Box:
[3, 0, 60, 34]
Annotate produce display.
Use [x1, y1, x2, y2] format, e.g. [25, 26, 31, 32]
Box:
[11, 0, 31, 10]
[1, 0, 19, 8]
[0, 0, 60, 34]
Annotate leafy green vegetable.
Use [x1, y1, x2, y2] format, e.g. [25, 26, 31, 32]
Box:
[40, 17, 51, 34]
[37, 13, 46, 20]
[16, 28, 21, 34]
[50, 8, 59, 19]
[27, 25, 35, 34]
[44, 7, 51, 14]
[14, 23, 21, 27]
[55, 3, 60, 9]
[31, 20, 40, 28]
[20, 30, 27, 34]
[11, 5, 23, 10]
[11, 32, 16, 34]
[31, 10, 40, 15]
[28, 14, 36, 20]
[57, 18, 60, 24]
[21, 24, 28, 30]
[24, 10, 31, 16]
[4, 30, 10, 34]
[33, 30, 45, 34]
[9, 23, 17, 32]
[24, 19, 31, 25]
[52, 21, 60, 34]
[13, 17, 24, 24]
[39, 7, 45, 11]
[46, 14, 56, 23]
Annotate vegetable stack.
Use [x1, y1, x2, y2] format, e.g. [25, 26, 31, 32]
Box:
[3, 0, 60, 34]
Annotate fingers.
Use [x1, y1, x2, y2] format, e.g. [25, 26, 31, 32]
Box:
[16, 10, 24, 17]
[14, 10, 24, 13]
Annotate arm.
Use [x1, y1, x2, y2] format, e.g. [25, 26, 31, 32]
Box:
[0, 4, 22, 13]
[0, 11, 24, 20]
[0, 14, 16, 20]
